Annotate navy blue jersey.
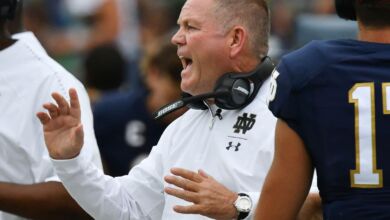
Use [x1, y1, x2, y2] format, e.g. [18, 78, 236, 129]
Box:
[93, 89, 166, 176]
[268, 39, 390, 219]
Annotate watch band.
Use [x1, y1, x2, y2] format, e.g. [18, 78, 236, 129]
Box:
[237, 210, 249, 220]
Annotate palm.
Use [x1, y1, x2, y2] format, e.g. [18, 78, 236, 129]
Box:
[37, 89, 84, 159]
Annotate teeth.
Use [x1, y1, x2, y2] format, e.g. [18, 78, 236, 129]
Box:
[178, 56, 192, 70]
[179, 56, 187, 69]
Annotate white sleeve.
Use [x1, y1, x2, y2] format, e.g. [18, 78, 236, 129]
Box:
[51, 140, 166, 220]
[43, 79, 102, 182]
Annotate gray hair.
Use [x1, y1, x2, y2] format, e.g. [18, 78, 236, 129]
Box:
[213, 0, 270, 60]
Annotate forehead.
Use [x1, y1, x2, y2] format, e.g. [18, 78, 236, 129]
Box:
[178, 0, 216, 22]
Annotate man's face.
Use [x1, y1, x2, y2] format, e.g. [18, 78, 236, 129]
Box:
[171, 0, 231, 96]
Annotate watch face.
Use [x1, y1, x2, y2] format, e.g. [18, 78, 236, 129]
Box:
[237, 197, 252, 212]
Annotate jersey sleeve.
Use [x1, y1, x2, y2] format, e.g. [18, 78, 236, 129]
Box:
[267, 59, 305, 135]
[267, 41, 329, 134]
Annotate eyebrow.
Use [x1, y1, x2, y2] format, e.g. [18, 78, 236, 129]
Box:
[177, 15, 202, 26]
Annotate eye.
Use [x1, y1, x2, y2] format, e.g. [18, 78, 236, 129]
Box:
[185, 23, 196, 31]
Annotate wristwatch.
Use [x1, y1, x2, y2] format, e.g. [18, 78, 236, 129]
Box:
[233, 193, 252, 220]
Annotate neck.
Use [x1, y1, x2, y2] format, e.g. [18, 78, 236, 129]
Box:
[233, 56, 260, 73]
[358, 23, 390, 44]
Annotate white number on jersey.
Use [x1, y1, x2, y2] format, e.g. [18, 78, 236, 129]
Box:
[267, 69, 280, 105]
[349, 83, 385, 188]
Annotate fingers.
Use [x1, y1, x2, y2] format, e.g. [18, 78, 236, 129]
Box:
[52, 92, 70, 115]
[69, 88, 80, 109]
[48, 88, 80, 117]
[165, 187, 200, 203]
[165, 175, 199, 192]
[198, 169, 210, 179]
[43, 103, 60, 119]
[37, 88, 80, 125]
[36, 112, 51, 125]
[171, 168, 204, 183]
[173, 204, 203, 214]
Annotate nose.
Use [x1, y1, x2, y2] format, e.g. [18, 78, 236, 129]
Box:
[171, 28, 185, 46]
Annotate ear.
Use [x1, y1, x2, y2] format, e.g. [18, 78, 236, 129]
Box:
[227, 26, 247, 58]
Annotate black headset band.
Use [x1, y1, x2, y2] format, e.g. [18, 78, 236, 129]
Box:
[230, 56, 274, 83]
[231, 56, 274, 109]
[216, 56, 273, 110]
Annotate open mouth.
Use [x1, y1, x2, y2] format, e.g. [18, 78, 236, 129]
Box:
[179, 56, 193, 71]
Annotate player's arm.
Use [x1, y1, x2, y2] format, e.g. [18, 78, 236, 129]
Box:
[0, 181, 92, 220]
[255, 119, 314, 220]
[298, 192, 323, 220]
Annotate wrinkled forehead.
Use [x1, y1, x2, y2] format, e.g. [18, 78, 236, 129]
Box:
[178, 0, 216, 22]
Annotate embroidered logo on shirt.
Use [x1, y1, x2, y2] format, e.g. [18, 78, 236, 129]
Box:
[226, 141, 241, 151]
[233, 113, 256, 134]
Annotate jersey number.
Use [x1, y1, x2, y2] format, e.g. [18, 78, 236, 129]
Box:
[348, 83, 389, 188]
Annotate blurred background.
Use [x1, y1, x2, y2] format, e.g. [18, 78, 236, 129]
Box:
[21, 0, 358, 176]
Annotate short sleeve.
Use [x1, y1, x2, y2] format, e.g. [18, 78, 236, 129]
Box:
[267, 61, 301, 132]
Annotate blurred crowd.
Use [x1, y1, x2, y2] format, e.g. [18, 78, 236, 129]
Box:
[21, 0, 358, 176]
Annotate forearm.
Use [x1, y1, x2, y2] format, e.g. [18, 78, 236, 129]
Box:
[0, 181, 92, 220]
[52, 154, 145, 219]
[255, 174, 307, 219]
[297, 193, 323, 220]
[255, 120, 314, 220]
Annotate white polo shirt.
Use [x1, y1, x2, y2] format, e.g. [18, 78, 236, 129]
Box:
[51, 78, 284, 219]
[0, 32, 102, 220]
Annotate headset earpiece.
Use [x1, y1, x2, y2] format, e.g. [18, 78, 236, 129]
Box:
[213, 74, 251, 110]
[335, 0, 357, 21]
[213, 56, 274, 110]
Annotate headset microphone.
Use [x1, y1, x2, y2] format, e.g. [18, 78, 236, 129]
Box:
[153, 56, 275, 120]
[153, 91, 230, 120]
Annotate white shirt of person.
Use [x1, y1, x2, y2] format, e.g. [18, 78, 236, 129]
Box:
[51, 77, 318, 219]
[0, 32, 102, 220]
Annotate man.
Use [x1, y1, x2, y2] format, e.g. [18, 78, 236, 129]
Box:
[256, 0, 390, 219]
[0, 0, 102, 219]
[36, 0, 318, 219]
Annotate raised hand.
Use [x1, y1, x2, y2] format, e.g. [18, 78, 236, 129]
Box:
[36, 88, 84, 159]
[164, 168, 238, 220]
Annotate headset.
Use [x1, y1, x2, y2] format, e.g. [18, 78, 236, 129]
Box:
[0, 0, 18, 20]
[335, 0, 357, 20]
[153, 56, 275, 120]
